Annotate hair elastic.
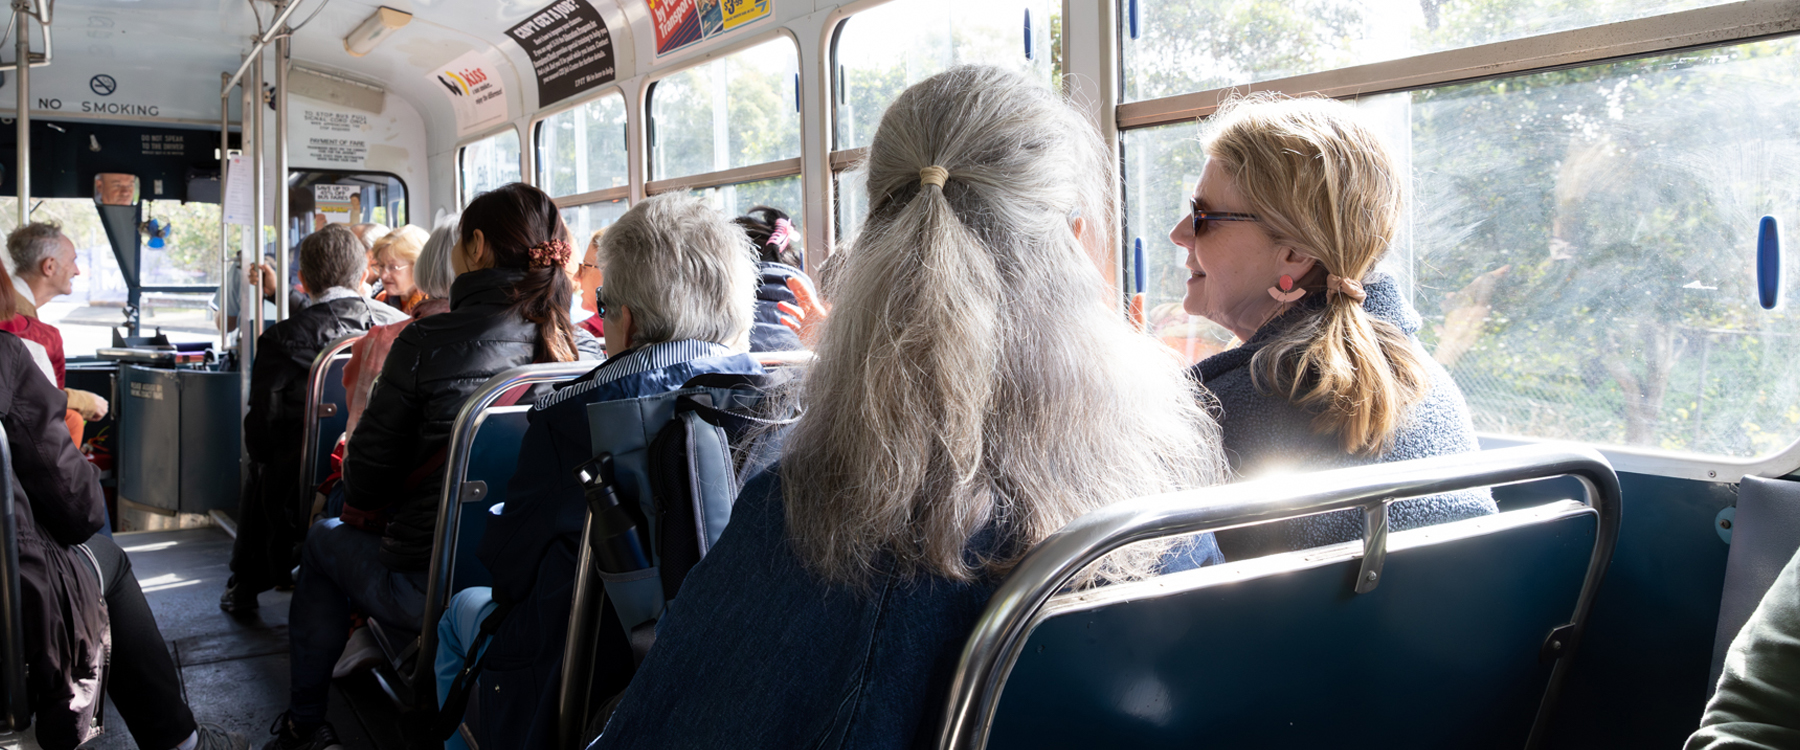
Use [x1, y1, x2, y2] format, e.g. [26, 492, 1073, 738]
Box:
[919, 166, 949, 189]
[767, 217, 793, 252]
[1326, 274, 1367, 303]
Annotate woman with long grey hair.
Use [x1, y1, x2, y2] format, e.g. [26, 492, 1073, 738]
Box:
[590, 65, 1229, 749]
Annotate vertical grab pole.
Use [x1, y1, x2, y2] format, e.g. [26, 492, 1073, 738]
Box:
[250, 45, 265, 337]
[274, 21, 290, 322]
[219, 72, 231, 347]
[13, 2, 29, 228]
[238, 54, 255, 389]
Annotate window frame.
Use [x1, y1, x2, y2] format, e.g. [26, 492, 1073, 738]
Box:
[641, 28, 807, 198]
[1112, 0, 1800, 477]
[529, 85, 633, 207]
[454, 123, 525, 210]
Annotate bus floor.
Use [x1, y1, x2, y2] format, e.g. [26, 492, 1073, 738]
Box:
[0, 528, 408, 750]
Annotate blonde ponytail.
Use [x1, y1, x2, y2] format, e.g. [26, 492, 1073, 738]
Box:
[1209, 94, 1433, 454]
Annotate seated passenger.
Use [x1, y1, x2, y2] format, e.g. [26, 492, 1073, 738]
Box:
[590, 65, 1228, 749]
[7, 222, 109, 443]
[342, 216, 458, 437]
[223, 224, 407, 613]
[731, 205, 812, 352]
[371, 225, 432, 314]
[2, 322, 247, 748]
[572, 228, 604, 339]
[264, 183, 601, 750]
[1688, 545, 1800, 748]
[435, 193, 763, 750]
[1170, 94, 1496, 560]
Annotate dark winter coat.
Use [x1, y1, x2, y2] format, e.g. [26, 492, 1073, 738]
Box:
[243, 294, 405, 538]
[1194, 274, 1496, 560]
[472, 341, 764, 750]
[0, 332, 108, 749]
[344, 268, 603, 571]
[749, 262, 806, 353]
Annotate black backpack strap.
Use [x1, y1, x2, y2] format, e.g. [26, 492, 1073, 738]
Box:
[433, 596, 518, 741]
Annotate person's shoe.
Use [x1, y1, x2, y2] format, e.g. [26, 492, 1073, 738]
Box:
[193, 723, 250, 750]
[219, 577, 260, 615]
[330, 626, 384, 679]
[260, 713, 343, 750]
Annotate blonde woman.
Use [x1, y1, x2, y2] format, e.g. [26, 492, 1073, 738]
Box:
[1171, 94, 1495, 560]
[370, 224, 431, 314]
[591, 65, 1228, 749]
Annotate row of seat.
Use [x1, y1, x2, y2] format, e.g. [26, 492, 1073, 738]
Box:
[289, 337, 1633, 749]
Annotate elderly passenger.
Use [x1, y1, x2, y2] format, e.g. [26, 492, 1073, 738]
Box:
[221, 224, 407, 614]
[1171, 94, 1495, 560]
[591, 65, 1229, 749]
[264, 184, 601, 750]
[432, 193, 764, 750]
[371, 224, 432, 314]
[571, 228, 606, 339]
[732, 205, 813, 352]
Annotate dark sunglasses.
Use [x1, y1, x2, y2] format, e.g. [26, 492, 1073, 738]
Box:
[594, 285, 606, 318]
[1190, 198, 1259, 235]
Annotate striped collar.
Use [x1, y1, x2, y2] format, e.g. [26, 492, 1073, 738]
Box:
[534, 339, 735, 411]
[313, 286, 363, 304]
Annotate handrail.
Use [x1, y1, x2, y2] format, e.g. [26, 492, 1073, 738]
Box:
[298, 334, 364, 505]
[414, 360, 601, 692]
[0, 422, 29, 731]
[936, 443, 1622, 750]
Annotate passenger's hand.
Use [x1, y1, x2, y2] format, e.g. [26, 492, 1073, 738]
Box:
[65, 388, 108, 421]
[779, 277, 829, 346]
[248, 263, 278, 299]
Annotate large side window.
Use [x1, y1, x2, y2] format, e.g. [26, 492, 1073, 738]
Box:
[459, 128, 522, 207]
[830, 0, 1055, 243]
[536, 91, 629, 198]
[647, 36, 806, 237]
[1121, 4, 1800, 460]
[1121, 0, 1741, 102]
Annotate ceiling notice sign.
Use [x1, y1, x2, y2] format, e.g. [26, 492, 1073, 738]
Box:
[299, 108, 372, 167]
[138, 132, 186, 156]
[315, 184, 359, 224]
[650, 0, 770, 57]
[507, 0, 615, 108]
[428, 50, 507, 136]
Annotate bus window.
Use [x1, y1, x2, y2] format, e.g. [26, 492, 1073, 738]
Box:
[563, 199, 630, 246]
[649, 37, 800, 181]
[460, 128, 522, 207]
[830, 0, 1055, 242]
[1124, 35, 1800, 459]
[1121, 0, 1741, 103]
[536, 91, 629, 198]
[697, 175, 804, 242]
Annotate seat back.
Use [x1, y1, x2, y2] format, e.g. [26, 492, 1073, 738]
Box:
[939, 445, 1623, 750]
[412, 360, 601, 693]
[1708, 475, 1800, 694]
[298, 334, 361, 501]
[0, 423, 32, 731]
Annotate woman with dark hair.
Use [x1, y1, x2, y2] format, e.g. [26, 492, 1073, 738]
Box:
[731, 206, 814, 352]
[263, 183, 601, 750]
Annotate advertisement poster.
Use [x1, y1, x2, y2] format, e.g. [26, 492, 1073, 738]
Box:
[507, 0, 616, 108]
[427, 50, 508, 136]
[650, 0, 770, 57]
[314, 184, 359, 224]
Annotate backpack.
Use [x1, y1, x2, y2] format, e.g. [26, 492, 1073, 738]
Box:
[435, 370, 798, 741]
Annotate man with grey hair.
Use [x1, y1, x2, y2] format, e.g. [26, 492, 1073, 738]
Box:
[223, 223, 407, 614]
[427, 193, 764, 746]
[6, 221, 110, 426]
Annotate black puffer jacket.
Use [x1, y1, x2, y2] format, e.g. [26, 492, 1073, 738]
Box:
[1195, 274, 1496, 560]
[344, 268, 602, 571]
[1, 332, 108, 749]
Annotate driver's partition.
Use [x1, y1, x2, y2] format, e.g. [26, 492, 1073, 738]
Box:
[298, 334, 362, 503]
[941, 445, 1622, 750]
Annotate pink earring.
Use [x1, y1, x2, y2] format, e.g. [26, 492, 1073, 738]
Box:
[1268, 274, 1305, 303]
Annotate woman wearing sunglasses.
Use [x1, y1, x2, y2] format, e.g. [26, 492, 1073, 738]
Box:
[1169, 94, 1495, 561]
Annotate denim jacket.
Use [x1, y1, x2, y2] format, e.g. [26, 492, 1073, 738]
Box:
[591, 468, 1224, 750]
